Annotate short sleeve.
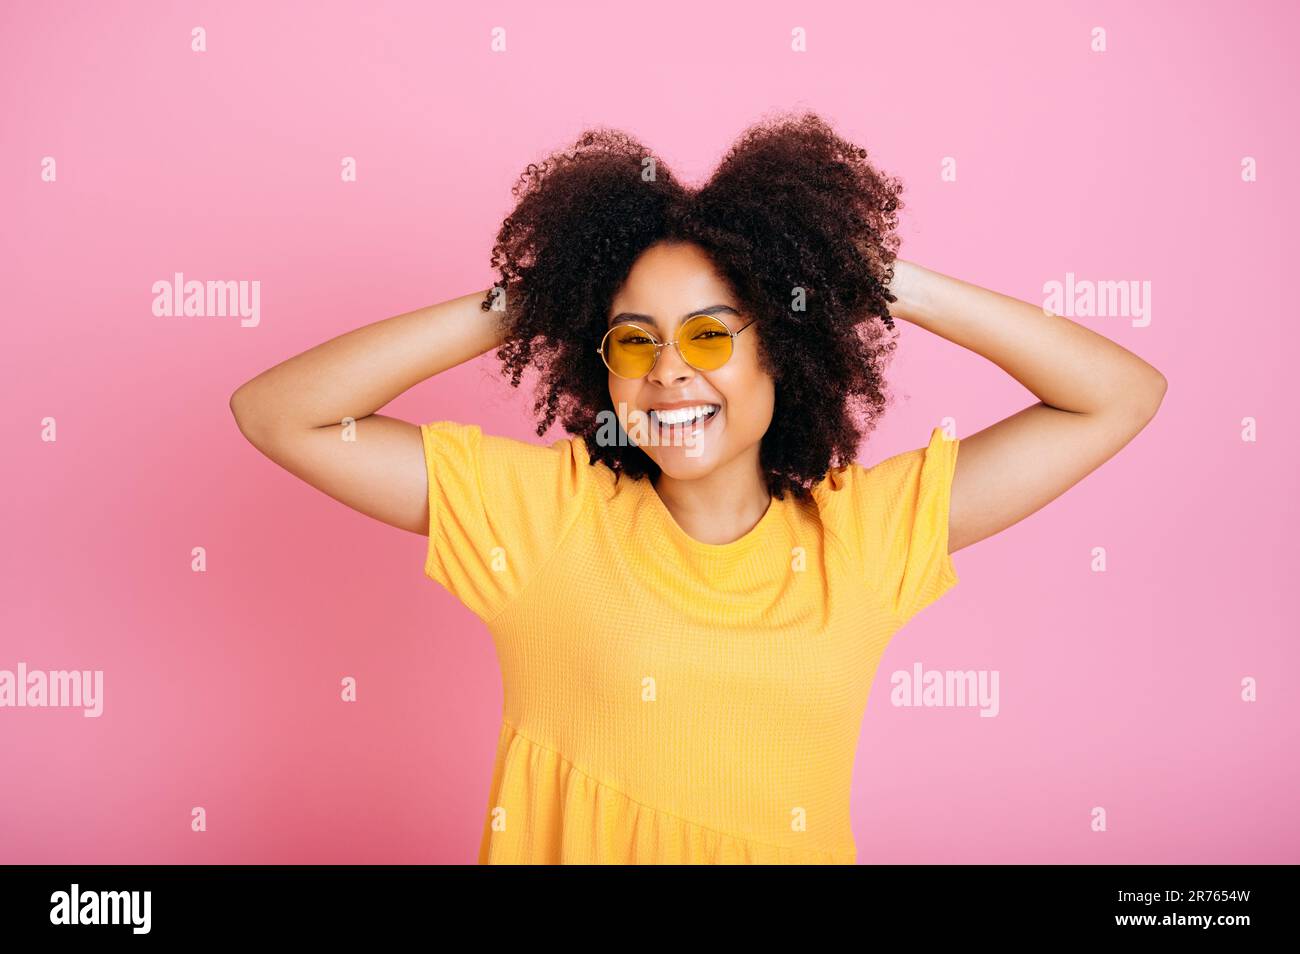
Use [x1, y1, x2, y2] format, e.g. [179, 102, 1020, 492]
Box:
[818, 426, 960, 625]
[421, 421, 590, 623]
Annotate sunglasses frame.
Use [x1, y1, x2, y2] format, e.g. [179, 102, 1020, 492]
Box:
[596, 313, 757, 380]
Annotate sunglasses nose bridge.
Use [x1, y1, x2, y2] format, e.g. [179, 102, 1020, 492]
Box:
[648, 335, 695, 382]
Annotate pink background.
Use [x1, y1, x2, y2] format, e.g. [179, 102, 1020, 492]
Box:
[2, 0, 1296, 864]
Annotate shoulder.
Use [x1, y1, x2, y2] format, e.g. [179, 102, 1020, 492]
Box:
[420, 420, 617, 501]
[809, 426, 962, 621]
[814, 427, 956, 503]
[420, 422, 615, 621]
[810, 425, 960, 554]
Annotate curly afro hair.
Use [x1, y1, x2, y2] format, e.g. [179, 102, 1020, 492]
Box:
[481, 110, 906, 502]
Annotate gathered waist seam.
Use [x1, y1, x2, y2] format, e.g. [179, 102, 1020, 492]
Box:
[497, 718, 854, 864]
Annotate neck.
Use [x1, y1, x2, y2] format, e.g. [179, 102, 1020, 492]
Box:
[652, 447, 771, 546]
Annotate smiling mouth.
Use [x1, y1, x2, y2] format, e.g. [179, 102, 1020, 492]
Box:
[648, 404, 721, 429]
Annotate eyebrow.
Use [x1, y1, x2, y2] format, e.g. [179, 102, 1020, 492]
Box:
[608, 304, 741, 330]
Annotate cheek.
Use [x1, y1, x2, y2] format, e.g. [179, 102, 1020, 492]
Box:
[608, 378, 637, 421]
[718, 367, 776, 436]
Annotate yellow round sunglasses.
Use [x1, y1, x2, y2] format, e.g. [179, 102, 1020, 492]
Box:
[597, 313, 757, 380]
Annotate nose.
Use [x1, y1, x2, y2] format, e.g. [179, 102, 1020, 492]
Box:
[647, 341, 694, 387]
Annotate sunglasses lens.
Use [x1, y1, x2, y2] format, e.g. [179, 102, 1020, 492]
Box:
[603, 325, 658, 378]
[678, 314, 733, 370]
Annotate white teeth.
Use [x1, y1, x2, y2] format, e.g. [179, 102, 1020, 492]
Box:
[650, 404, 719, 426]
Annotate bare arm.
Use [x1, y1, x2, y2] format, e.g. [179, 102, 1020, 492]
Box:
[886, 261, 1168, 554]
[228, 287, 506, 534]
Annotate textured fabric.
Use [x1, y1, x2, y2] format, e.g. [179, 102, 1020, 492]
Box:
[421, 420, 960, 864]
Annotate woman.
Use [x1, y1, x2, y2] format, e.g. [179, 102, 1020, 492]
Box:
[229, 112, 1166, 864]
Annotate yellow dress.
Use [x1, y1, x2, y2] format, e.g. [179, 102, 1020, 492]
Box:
[421, 421, 960, 864]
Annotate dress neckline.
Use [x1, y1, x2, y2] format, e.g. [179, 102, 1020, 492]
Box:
[638, 476, 781, 555]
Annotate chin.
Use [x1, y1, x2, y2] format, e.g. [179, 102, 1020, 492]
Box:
[653, 458, 714, 481]
[648, 443, 724, 479]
